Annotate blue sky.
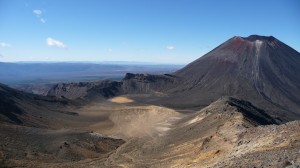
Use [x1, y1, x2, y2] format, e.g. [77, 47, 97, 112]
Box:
[0, 0, 299, 64]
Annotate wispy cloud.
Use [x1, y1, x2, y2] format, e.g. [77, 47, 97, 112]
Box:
[108, 48, 113, 52]
[33, 9, 42, 16]
[33, 9, 46, 23]
[40, 18, 46, 23]
[0, 54, 4, 57]
[0, 42, 11, 48]
[166, 45, 175, 50]
[46, 37, 67, 49]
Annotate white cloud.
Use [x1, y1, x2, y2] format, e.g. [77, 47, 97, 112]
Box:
[40, 18, 46, 23]
[33, 10, 46, 23]
[46, 37, 66, 49]
[166, 45, 175, 50]
[108, 48, 113, 52]
[0, 42, 11, 48]
[33, 10, 42, 16]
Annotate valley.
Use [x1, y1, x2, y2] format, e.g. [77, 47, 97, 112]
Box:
[1, 35, 300, 168]
[1, 95, 299, 167]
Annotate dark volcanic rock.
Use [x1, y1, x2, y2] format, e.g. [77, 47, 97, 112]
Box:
[121, 73, 176, 94]
[44, 73, 177, 99]
[0, 83, 75, 127]
[47, 80, 122, 100]
[0, 84, 24, 124]
[222, 97, 277, 125]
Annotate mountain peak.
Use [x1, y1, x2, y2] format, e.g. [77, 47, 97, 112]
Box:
[173, 35, 300, 117]
[241, 35, 276, 42]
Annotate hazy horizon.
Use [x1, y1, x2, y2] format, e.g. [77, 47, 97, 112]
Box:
[0, 60, 186, 65]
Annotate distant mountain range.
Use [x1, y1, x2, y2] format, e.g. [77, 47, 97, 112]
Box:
[0, 62, 183, 84]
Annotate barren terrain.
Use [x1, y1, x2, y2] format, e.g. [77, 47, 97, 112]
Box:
[1, 96, 300, 168]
